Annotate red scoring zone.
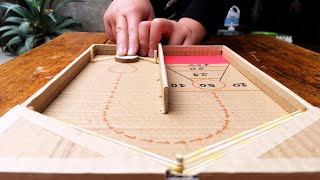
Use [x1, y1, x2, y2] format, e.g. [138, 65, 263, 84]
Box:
[164, 56, 229, 64]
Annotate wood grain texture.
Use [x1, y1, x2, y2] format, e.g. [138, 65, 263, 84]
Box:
[0, 32, 108, 116]
[202, 34, 320, 108]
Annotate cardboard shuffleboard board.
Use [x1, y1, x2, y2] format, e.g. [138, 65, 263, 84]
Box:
[0, 44, 319, 180]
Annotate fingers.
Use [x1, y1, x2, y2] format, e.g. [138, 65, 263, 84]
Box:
[115, 15, 128, 55]
[127, 16, 140, 55]
[138, 21, 151, 56]
[182, 27, 197, 45]
[168, 30, 186, 45]
[103, 12, 115, 42]
[105, 15, 145, 56]
[148, 19, 174, 56]
[137, 18, 206, 57]
[146, 9, 155, 20]
[183, 36, 198, 45]
[103, 0, 156, 56]
[107, 15, 141, 56]
[138, 18, 190, 57]
[179, 18, 207, 45]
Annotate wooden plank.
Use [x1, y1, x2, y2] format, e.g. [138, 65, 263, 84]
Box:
[202, 35, 320, 108]
[158, 44, 169, 114]
[162, 45, 223, 56]
[22, 44, 120, 112]
[22, 46, 93, 112]
[0, 32, 108, 116]
[94, 44, 117, 55]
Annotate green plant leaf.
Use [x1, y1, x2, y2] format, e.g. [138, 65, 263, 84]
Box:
[51, 18, 80, 32]
[0, 2, 36, 22]
[32, 0, 37, 7]
[18, 22, 31, 40]
[3, 31, 22, 55]
[24, 0, 37, 17]
[17, 37, 34, 55]
[45, 36, 51, 42]
[0, 29, 20, 39]
[46, 11, 57, 22]
[38, 0, 47, 26]
[0, 25, 18, 33]
[0, 0, 82, 55]
[3, 17, 24, 24]
[18, 45, 28, 55]
[24, 35, 35, 51]
[39, 0, 46, 14]
[48, 16, 68, 29]
[17, 35, 35, 55]
[5, 43, 20, 55]
[7, 36, 22, 47]
[53, 0, 84, 13]
[33, 35, 44, 45]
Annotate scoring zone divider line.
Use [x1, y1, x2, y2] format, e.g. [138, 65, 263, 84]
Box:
[167, 63, 259, 92]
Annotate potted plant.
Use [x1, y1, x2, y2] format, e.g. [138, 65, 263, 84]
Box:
[0, 0, 83, 55]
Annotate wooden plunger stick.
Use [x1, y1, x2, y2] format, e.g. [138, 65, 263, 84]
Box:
[158, 44, 169, 114]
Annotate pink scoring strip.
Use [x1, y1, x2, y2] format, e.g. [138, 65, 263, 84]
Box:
[164, 56, 229, 64]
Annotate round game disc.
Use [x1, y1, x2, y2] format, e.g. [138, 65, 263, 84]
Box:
[115, 55, 139, 63]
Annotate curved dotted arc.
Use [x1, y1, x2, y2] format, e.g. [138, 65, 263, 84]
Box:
[102, 72, 231, 145]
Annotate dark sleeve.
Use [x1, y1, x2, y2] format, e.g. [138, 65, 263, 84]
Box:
[150, 0, 170, 18]
[176, 0, 233, 34]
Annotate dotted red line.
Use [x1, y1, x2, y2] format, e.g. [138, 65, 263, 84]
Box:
[102, 74, 231, 145]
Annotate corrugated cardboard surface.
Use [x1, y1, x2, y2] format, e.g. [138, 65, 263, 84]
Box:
[43, 55, 289, 160]
[0, 119, 101, 158]
[261, 118, 320, 158]
[0, 106, 167, 178]
[0, 173, 165, 180]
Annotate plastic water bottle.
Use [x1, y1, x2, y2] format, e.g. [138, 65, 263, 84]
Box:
[224, 5, 240, 31]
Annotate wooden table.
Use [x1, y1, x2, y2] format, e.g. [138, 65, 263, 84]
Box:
[0, 32, 319, 116]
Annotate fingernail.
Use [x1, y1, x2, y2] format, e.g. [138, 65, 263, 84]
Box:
[116, 46, 125, 56]
[148, 49, 154, 57]
[139, 49, 146, 56]
[127, 47, 135, 55]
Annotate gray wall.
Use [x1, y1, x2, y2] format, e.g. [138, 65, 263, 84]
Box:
[56, 0, 112, 32]
[1, 0, 112, 32]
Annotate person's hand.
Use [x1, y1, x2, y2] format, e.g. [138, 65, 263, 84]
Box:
[138, 18, 207, 57]
[104, 0, 155, 55]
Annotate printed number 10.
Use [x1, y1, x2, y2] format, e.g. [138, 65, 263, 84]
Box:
[171, 84, 186, 88]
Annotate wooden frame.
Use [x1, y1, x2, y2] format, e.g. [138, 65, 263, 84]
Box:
[0, 44, 319, 179]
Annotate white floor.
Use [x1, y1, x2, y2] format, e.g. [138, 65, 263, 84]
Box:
[0, 51, 14, 64]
